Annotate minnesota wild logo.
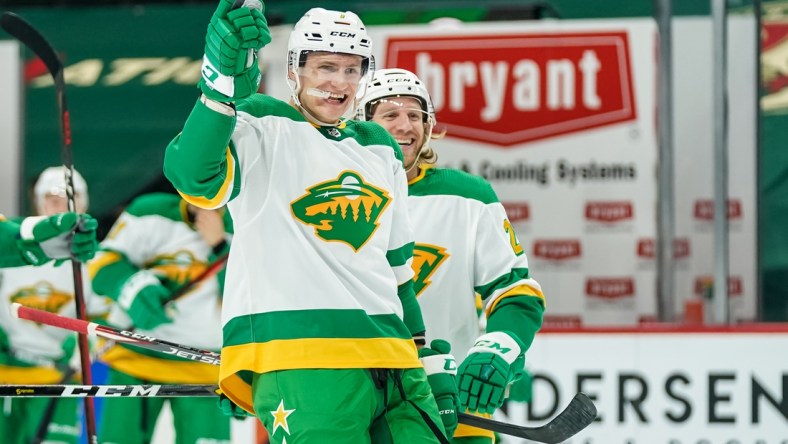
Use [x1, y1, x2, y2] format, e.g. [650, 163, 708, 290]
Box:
[146, 251, 207, 289]
[412, 244, 450, 297]
[291, 171, 391, 251]
[10, 282, 72, 314]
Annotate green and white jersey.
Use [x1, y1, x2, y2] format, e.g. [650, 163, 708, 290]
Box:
[408, 167, 545, 359]
[165, 95, 421, 414]
[89, 193, 231, 384]
[0, 261, 108, 383]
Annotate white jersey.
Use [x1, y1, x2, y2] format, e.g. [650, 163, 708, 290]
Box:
[408, 166, 544, 359]
[0, 261, 108, 383]
[165, 95, 420, 413]
[90, 193, 229, 383]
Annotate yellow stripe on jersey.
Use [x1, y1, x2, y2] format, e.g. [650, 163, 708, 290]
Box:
[486, 284, 545, 318]
[100, 344, 219, 384]
[454, 411, 496, 440]
[87, 250, 124, 279]
[177, 147, 235, 209]
[219, 337, 420, 415]
[219, 373, 255, 415]
[0, 364, 65, 384]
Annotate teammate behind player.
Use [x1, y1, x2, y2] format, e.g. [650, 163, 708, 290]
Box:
[359, 68, 546, 443]
[164, 2, 450, 443]
[0, 167, 98, 268]
[0, 166, 104, 444]
[88, 192, 232, 444]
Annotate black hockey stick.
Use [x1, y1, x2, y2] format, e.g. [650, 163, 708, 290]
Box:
[0, 384, 596, 443]
[11, 303, 221, 366]
[459, 393, 597, 443]
[32, 366, 77, 444]
[0, 12, 98, 444]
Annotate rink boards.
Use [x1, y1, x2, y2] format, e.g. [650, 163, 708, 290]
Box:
[498, 326, 788, 444]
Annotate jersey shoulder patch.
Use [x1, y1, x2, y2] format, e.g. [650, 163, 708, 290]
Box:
[124, 193, 183, 221]
[236, 94, 306, 122]
[410, 168, 499, 204]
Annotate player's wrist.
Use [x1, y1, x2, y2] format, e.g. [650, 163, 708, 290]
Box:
[199, 93, 236, 116]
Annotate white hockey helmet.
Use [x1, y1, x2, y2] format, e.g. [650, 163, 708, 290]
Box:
[34, 166, 89, 214]
[287, 8, 375, 108]
[357, 68, 436, 128]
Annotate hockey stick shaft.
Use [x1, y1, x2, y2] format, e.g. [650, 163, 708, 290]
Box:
[32, 367, 77, 444]
[0, 384, 219, 398]
[0, 12, 98, 443]
[91, 252, 229, 360]
[11, 303, 221, 366]
[0, 381, 596, 443]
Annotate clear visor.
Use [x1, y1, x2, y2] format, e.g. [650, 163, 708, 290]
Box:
[295, 52, 369, 99]
[370, 98, 430, 123]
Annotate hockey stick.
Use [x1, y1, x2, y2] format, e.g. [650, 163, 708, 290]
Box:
[11, 303, 221, 366]
[459, 393, 597, 443]
[168, 252, 228, 301]
[11, 304, 596, 442]
[0, 12, 98, 444]
[89, 252, 229, 360]
[0, 383, 596, 443]
[32, 366, 77, 444]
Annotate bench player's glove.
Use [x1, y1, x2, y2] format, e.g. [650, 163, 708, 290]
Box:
[457, 331, 526, 414]
[200, 0, 271, 102]
[419, 339, 459, 438]
[17, 213, 98, 265]
[117, 271, 173, 330]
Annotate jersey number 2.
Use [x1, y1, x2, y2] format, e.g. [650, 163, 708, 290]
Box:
[503, 219, 524, 256]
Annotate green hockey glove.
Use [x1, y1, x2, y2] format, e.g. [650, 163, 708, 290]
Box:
[117, 271, 173, 330]
[457, 331, 526, 414]
[419, 339, 459, 438]
[200, 0, 270, 102]
[217, 390, 254, 419]
[17, 213, 99, 265]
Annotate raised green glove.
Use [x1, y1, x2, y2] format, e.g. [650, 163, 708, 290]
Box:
[418, 339, 459, 438]
[17, 213, 99, 265]
[117, 271, 173, 330]
[457, 331, 526, 414]
[200, 0, 270, 102]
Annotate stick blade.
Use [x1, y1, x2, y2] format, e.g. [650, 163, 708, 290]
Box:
[526, 392, 598, 443]
[0, 11, 62, 77]
[458, 392, 597, 443]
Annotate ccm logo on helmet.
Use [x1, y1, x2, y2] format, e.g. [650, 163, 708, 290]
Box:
[330, 31, 356, 38]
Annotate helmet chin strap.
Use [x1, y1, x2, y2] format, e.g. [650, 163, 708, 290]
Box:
[403, 122, 434, 173]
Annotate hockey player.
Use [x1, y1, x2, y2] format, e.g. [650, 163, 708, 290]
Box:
[359, 68, 546, 443]
[0, 169, 98, 269]
[0, 166, 105, 444]
[88, 192, 232, 444]
[164, 2, 451, 443]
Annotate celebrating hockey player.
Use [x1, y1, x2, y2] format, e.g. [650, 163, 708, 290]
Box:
[88, 192, 232, 444]
[359, 68, 546, 443]
[164, 1, 452, 443]
[0, 166, 105, 444]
